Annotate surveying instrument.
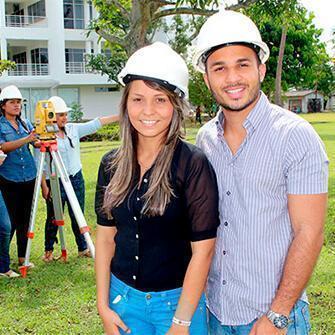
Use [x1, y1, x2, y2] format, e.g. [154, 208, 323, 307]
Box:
[19, 100, 95, 278]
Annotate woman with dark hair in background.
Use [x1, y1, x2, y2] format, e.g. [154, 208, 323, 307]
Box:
[95, 42, 220, 335]
[0, 85, 38, 268]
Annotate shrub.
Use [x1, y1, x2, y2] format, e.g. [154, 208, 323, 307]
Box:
[81, 122, 120, 142]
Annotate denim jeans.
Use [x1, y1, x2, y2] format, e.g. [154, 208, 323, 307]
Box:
[109, 274, 208, 335]
[44, 170, 87, 252]
[0, 191, 11, 273]
[209, 300, 311, 335]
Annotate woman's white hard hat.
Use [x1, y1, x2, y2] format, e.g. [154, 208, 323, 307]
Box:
[48, 96, 71, 114]
[193, 10, 270, 73]
[0, 85, 23, 101]
[118, 42, 189, 98]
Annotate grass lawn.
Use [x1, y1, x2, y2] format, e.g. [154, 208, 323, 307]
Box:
[0, 113, 334, 334]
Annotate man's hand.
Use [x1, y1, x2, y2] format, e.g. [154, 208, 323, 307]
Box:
[99, 307, 130, 335]
[165, 323, 189, 335]
[249, 315, 286, 335]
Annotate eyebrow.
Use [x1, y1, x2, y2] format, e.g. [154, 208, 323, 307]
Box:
[209, 57, 253, 68]
[130, 92, 167, 97]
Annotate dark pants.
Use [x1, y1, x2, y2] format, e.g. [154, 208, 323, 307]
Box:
[0, 176, 35, 258]
[44, 170, 87, 252]
[0, 191, 11, 273]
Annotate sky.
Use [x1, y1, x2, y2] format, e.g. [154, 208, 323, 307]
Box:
[300, 0, 334, 55]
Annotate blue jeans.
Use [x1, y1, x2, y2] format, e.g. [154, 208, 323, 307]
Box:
[44, 170, 87, 252]
[0, 191, 11, 273]
[209, 300, 311, 334]
[109, 274, 208, 335]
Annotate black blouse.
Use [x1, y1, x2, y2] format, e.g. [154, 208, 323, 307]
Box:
[95, 139, 220, 292]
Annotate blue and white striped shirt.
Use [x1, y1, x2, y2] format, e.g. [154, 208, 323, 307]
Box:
[196, 92, 328, 325]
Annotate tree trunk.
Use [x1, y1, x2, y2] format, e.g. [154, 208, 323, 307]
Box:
[275, 25, 288, 106]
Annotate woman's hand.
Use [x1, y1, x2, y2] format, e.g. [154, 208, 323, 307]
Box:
[25, 130, 39, 143]
[41, 184, 50, 200]
[99, 307, 131, 335]
[0, 150, 6, 165]
[165, 323, 190, 335]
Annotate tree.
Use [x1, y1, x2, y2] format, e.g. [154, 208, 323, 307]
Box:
[245, 4, 330, 100]
[0, 60, 16, 76]
[88, 0, 257, 81]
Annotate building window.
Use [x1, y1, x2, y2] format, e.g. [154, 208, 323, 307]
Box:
[31, 48, 48, 75]
[95, 87, 119, 92]
[57, 88, 79, 107]
[64, 0, 84, 29]
[65, 48, 85, 73]
[28, 0, 46, 17]
[13, 52, 27, 64]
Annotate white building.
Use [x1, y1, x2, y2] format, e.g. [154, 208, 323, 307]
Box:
[0, 0, 120, 121]
[283, 89, 326, 113]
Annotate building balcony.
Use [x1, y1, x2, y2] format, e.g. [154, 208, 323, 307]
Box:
[8, 63, 49, 76]
[66, 62, 91, 74]
[5, 15, 48, 28]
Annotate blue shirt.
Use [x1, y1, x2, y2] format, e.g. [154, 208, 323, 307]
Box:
[0, 116, 37, 182]
[54, 118, 101, 176]
[196, 92, 328, 325]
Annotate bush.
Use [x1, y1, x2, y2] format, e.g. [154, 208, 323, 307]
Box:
[81, 122, 120, 142]
[70, 103, 84, 122]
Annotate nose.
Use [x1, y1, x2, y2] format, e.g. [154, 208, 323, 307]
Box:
[225, 68, 242, 84]
[142, 101, 155, 116]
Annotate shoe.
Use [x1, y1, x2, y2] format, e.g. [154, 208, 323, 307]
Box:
[42, 251, 54, 262]
[18, 259, 35, 268]
[78, 249, 91, 258]
[0, 270, 20, 278]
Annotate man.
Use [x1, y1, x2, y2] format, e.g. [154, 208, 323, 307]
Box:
[193, 10, 328, 335]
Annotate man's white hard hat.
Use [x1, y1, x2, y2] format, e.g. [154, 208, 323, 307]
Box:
[193, 10, 270, 73]
[0, 85, 23, 101]
[48, 96, 71, 114]
[118, 42, 189, 98]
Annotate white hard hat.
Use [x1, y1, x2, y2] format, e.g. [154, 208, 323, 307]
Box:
[48, 96, 71, 114]
[118, 42, 189, 98]
[0, 85, 23, 101]
[193, 10, 270, 73]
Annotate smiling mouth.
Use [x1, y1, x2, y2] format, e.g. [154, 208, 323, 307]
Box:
[141, 120, 158, 125]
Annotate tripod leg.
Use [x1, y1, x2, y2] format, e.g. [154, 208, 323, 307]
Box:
[50, 150, 95, 258]
[47, 154, 67, 261]
[20, 151, 46, 278]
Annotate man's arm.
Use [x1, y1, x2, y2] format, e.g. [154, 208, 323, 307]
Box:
[250, 193, 327, 335]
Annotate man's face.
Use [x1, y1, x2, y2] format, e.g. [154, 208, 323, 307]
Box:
[204, 45, 266, 114]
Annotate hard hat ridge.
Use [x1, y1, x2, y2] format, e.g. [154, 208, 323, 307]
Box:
[0, 85, 23, 101]
[118, 42, 189, 98]
[48, 96, 71, 114]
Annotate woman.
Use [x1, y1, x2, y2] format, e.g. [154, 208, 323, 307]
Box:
[95, 42, 220, 335]
[41, 96, 118, 262]
[0, 149, 20, 278]
[0, 85, 38, 268]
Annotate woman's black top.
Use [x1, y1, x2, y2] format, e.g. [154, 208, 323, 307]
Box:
[95, 139, 220, 292]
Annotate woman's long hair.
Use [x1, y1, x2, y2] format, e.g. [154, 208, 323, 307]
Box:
[0, 99, 29, 132]
[103, 80, 189, 217]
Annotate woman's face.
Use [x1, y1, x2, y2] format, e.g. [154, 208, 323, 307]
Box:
[127, 80, 174, 142]
[56, 112, 68, 128]
[2, 99, 22, 117]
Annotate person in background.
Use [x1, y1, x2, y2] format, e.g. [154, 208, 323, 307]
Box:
[0, 149, 20, 278]
[41, 96, 118, 262]
[95, 42, 219, 335]
[0, 85, 38, 269]
[193, 10, 328, 335]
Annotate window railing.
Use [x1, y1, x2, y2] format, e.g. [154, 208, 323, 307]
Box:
[66, 62, 90, 74]
[5, 15, 47, 28]
[8, 63, 49, 76]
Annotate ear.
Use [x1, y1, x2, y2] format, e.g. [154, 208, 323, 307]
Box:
[259, 64, 266, 83]
[203, 72, 210, 90]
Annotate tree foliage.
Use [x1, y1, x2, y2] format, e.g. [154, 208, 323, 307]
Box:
[0, 60, 16, 76]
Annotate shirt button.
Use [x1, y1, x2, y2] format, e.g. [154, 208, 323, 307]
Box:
[133, 216, 137, 221]
[224, 221, 228, 226]
[135, 234, 139, 239]
[146, 294, 152, 300]
[226, 191, 231, 196]
[135, 256, 139, 260]
[132, 275, 136, 280]
[223, 250, 227, 255]
[143, 178, 148, 183]
[222, 280, 227, 285]
[136, 197, 140, 201]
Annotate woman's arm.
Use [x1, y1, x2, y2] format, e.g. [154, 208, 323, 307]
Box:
[99, 115, 119, 126]
[95, 225, 130, 335]
[1, 131, 38, 153]
[167, 238, 216, 335]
